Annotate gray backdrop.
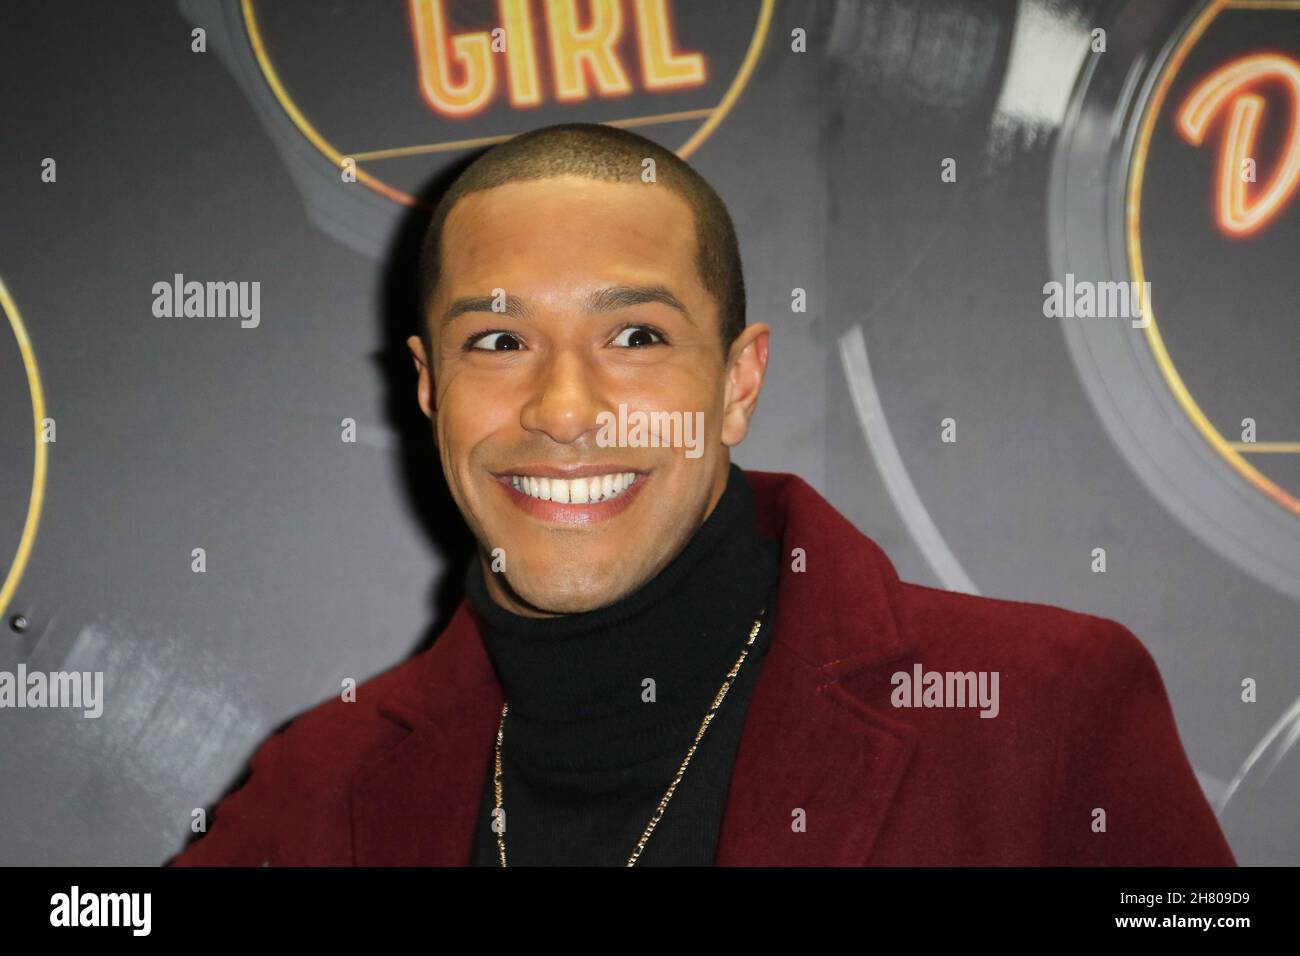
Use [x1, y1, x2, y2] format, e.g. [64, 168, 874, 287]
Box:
[0, 0, 1295, 865]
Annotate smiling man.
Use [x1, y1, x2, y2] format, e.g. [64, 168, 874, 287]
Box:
[412, 154, 764, 622]
[170, 123, 1235, 867]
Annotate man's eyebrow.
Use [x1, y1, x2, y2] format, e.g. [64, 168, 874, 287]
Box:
[441, 293, 532, 328]
[441, 285, 694, 329]
[584, 285, 694, 324]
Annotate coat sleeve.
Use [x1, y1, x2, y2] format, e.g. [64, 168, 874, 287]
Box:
[166, 730, 284, 867]
[1046, 619, 1237, 865]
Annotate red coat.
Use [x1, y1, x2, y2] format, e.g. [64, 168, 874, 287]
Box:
[170, 470, 1236, 866]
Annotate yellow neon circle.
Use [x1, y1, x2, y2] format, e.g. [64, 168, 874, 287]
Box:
[1127, 0, 1300, 517]
[241, 0, 776, 208]
[0, 278, 48, 620]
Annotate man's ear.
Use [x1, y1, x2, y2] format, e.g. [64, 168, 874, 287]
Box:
[406, 334, 436, 423]
[720, 323, 770, 448]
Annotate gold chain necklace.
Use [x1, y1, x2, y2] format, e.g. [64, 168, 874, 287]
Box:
[492, 609, 766, 867]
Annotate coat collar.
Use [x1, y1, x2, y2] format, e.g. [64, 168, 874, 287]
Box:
[350, 470, 918, 865]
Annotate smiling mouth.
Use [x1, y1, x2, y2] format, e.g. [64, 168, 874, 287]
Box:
[507, 471, 639, 504]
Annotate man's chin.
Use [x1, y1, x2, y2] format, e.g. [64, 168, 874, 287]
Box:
[498, 569, 642, 616]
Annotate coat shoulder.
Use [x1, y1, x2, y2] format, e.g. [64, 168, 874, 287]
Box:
[860, 582, 1234, 864]
[167, 646, 437, 865]
[257, 640, 440, 780]
[892, 580, 1156, 685]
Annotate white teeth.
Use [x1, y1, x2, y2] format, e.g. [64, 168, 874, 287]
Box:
[510, 472, 638, 504]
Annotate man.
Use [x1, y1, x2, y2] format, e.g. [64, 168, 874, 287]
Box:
[170, 123, 1235, 866]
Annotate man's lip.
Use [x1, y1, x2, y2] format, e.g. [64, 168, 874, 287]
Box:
[490, 464, 648, 480]
[494, 468, 649, 525]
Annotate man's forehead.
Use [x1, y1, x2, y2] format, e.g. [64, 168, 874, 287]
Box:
[437, 176, 703, 298]
[443, 176, 696, 250]
[451, 172, 688, 209]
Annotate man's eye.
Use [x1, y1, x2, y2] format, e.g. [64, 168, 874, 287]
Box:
[611, 326, 665, 348]
[468, 331, 523, 351]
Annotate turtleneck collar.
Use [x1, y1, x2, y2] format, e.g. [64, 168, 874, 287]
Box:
[463, 463, 781, 771]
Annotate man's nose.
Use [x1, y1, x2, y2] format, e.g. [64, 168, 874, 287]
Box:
[519, 348, 605, 445]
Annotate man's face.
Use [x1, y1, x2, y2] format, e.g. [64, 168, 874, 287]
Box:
[407, 175, 768, 616]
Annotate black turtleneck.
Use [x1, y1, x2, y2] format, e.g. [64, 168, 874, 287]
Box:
[463, 463, 781, 866]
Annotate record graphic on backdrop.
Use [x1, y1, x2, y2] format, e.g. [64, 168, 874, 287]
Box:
[822, 0, 1297, 863]
[1048, 0, 1300, 864]
[1050, 0, 1300, 604]
[181, 0, 774, 256]
[0, 280, 45, 633]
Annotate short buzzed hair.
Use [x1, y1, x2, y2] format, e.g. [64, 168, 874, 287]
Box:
[416, 122, 746, 353]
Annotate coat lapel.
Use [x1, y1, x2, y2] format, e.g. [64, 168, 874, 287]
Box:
[713, 643, 919, 865]
[350, 604, 503, 866]
[351, 470, 918, 866]
[714, 471, 919, 865]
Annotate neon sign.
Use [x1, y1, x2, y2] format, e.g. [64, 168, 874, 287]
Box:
[1177, 52, 1300, 237]
[409, 0, 707, 118]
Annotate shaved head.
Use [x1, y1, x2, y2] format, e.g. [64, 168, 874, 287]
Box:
[416, 123, 746, 352]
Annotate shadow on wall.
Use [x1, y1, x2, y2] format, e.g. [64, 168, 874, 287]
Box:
[167, 154, 487, 865]
[375, 154, 482, 654]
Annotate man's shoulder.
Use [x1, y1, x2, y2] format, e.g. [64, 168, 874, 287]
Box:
[898, 579, 1133, 648]
[743, 465, 1159, 685]
[891, 579, 1161, 693]
[168, 642, 448, 865]
[196, 639, 447, 818]
[263, 643, 441, 774]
